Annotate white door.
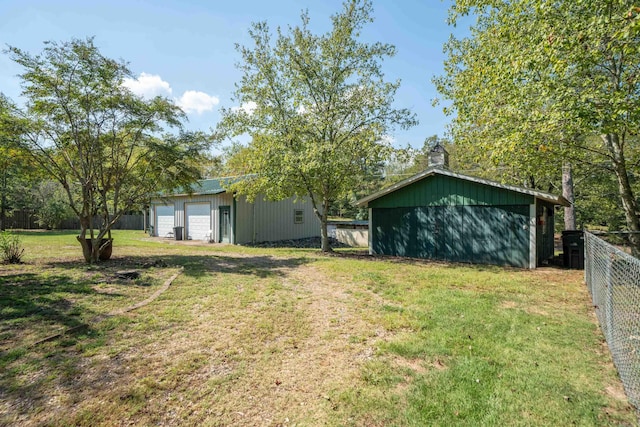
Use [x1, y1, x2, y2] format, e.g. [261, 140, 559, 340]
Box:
[186, 203, 211, 240]
[156, 205, 175, 237]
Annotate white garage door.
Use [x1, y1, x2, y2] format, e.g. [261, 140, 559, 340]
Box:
[186, 203, 211, 240]
[156, 205, 175, 237]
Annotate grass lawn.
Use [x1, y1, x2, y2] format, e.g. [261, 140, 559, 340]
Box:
[0, 230, 635, 426]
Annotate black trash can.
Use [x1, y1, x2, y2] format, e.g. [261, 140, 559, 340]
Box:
[562, 230, 584, 269]
[173, 226, 183, 241]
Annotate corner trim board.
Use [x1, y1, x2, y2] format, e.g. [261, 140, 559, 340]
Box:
[529, 202, 537, 269]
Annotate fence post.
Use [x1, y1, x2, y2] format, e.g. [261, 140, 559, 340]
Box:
[605, 249, 614, 346]
[584, 232, 591, 295]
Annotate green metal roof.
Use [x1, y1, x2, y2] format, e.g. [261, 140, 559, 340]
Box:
[356, 167, 571, 208]
[180, 178, 227, 195]
[167, 176, 245, 196]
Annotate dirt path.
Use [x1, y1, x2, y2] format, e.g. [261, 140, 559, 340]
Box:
[196, 254, 386, 425]
[68, 253, 387, 426]
[252, 264, 383, 425]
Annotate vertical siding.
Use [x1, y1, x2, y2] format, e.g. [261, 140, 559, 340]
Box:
[372, 205, 530, 268]
[370, 174, 534, 208]
[252, 196, 320, 243]
[175, 199, 185, 229]
[151, 193, 234, 242]
[234, 197, 255, 244]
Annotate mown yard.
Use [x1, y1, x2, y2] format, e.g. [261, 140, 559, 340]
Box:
[0, 231, 635, 426]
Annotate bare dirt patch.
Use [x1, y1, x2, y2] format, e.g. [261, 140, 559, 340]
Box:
[606, 384, 629, 402]
[393, 356, 428, 374]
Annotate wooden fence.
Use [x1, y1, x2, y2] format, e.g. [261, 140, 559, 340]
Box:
[3, 210, 145, 230]
[3, 210, 39, 230]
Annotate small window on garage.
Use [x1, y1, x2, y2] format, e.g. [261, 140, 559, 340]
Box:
[294, 209, 304, 224]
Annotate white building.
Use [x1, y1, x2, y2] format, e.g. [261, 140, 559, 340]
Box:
[149, 178, 320, 244]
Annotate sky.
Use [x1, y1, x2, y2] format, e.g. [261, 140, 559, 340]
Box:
[0, 0, 470, 150]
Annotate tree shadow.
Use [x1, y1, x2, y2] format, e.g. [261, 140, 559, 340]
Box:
[45, 253, 312, 279]
[12, 230, 78, 236]
[326, 250, 539, 273]
[0, 270, 107, 422]
[0, 251, 314, 424]
[0, 272, 99, 336]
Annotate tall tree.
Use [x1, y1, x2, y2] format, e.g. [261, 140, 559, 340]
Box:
[4, 38, 210, 262]
[436, 1, 640, 252]
[0, 95, 37, 230]
[218, 0, 416, 251]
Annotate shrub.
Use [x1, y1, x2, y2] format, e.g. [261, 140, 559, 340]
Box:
[35, 198, 72, 229]
[33, 180, 74, 229]
[0, 231, 25, 264]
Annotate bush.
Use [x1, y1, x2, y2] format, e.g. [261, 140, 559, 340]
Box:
[33, 181, 74, 229]
[0, 231, 25, 264]
[35, 199, 72, 229]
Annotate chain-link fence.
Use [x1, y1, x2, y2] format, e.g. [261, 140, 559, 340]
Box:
[584, 231, 640, 413]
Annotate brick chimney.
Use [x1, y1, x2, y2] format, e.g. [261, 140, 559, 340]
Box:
[428, 142, 449, 169]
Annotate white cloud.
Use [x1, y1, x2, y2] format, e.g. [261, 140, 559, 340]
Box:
[122, 72, 172, 98]
[123, 73, 218, 115]
[176, 91, 220, 114]
[232, 101, 257, 115]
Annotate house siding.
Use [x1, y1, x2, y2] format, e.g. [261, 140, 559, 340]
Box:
[371, 205, 530, 268]
[369, 174, 534, 208]
[150, 193, 234, 241]
[234, 197, 254, 244]
[151, 193, 319, 244]
[234, 196, 320, 244]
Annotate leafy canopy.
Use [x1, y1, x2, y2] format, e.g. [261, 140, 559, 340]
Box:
[436, 1, 640, 242]
[5, 38, 211, 262]
[218, 0, 416, 250]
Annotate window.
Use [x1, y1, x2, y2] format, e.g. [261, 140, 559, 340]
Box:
[294, 209, 304, 224]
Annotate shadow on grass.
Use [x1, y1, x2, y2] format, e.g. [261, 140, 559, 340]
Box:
[325, 250, 563, 273]
[0, 271, 105, 421]
[11, 230, 80, 235]
[0, 272, 99, 335]
[0, 251, 312, 423]
[46, 253, 312, 279]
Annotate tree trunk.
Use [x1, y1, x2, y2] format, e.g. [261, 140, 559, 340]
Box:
[0, 197, 5, 231]
[77, 216, 100, 263]
[320, 216, 331, 252]
[562, 162, 576, 230]
[602, 133, 640, 256]
[1, 164, 6, 231]
[320, 198, 332, 252]
[77, 234, 93, 263]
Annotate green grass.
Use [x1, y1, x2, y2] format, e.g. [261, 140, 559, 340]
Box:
[313, 257, 634, 425]
[0, 230, 635, 426]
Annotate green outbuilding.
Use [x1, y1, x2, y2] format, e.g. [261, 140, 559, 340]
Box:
[356, 146, 570, 268]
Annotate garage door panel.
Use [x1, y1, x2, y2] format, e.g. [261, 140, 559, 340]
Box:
[186, 203, 211, 240]
[156, 205, 174, 237]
